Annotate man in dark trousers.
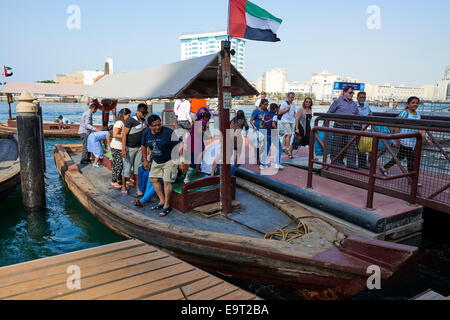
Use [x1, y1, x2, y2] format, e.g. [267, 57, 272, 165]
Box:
[78, 104, 98, 164]
[327, 86, 359, 169]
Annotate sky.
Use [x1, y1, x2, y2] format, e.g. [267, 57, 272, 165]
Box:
[1, 0, 449, 87]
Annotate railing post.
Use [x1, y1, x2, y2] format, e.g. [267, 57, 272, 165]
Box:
[323, 120, 329, 169]
[306, 128, 316, 189]
[366, 136, 379, 210]
[410, 134, 423, 205]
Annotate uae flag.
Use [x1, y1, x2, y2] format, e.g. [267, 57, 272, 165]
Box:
[229, 0, 282, 42]
[4, 66, 13, 77]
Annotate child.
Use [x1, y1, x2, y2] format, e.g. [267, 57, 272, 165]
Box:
[87, 125, 113, 167]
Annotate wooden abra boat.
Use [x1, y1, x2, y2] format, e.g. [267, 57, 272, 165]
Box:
[54, 143, 418, 299]
[0, 134, 20, 202]
[0, 120, 102, 139]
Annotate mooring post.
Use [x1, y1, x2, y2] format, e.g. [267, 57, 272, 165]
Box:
[16, 91, 46, 212]
[36, 101, 46, 172]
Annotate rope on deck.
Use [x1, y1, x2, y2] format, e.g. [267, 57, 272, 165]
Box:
[264, 216, 343, 247]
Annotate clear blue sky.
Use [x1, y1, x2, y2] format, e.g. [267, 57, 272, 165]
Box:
[1, 0, 449, 87]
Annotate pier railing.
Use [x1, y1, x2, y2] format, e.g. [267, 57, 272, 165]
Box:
[311, 113, 450, 214]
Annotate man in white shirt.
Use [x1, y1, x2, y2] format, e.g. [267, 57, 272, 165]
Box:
[279, 92, 296, 158]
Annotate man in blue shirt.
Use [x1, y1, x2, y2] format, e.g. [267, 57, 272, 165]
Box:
[141, 114, 182, 217]
[327, 86, 359, 169]
[250, 99, 269, 168]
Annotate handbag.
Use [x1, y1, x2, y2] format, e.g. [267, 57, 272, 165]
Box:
[358, 136, 373, 153]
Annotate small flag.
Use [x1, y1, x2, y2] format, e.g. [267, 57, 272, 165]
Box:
[4, 66, 13, 77]
[229, 0, 282, 42]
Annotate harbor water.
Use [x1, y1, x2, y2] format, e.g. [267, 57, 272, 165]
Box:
[0, 101, 449, 299]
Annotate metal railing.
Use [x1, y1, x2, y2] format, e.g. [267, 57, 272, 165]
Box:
[311, 113, 450, 214]
[307, 126, 422, 209]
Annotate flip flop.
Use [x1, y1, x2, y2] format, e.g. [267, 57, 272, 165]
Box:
[121, 189, 128, 195]
[132, 200, 144, 207]
[160, 207, 171, 217]
[135, 192, 144, 198]
[151, 203, 164, 210]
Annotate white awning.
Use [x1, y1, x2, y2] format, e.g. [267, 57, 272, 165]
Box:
[1, 82, 90, 96]
[83, 53, 258, 100]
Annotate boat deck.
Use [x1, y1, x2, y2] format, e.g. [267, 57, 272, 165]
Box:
[0, 239, 260, 300]
[72, 152, 294, 240]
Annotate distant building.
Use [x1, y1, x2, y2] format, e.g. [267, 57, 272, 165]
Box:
[55, 70, 104, 85]
[257, 68, 288, 94]
[54, 57, 114, 85]
[311, 70, 343, 101]
[287, 81, 312, 95]
[179, 31, 246, 75]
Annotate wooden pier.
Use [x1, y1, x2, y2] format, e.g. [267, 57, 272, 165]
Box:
[0, 240, 260, 300]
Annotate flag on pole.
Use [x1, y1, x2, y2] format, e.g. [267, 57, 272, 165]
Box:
[229, 0, 282, 42]
[3, 66, 13, 77]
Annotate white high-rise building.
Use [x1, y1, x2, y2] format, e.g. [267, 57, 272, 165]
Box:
[258, 68, 288, 93]
[179, 31, 246, 75]
[105, 56, 114, 75]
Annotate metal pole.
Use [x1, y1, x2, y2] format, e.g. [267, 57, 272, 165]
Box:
[219, 40, 232, 214]
[16, 91, 46, 213]
[366, 137, 379, 209]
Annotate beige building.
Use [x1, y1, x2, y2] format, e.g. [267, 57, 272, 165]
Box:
[55, 70, 105, 85]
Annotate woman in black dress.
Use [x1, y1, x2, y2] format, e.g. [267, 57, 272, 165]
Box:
[291, 97, 314, 155]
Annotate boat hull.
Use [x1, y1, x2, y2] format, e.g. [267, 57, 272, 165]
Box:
[0, 135, 20, 202]
[53, 143, 418, 299]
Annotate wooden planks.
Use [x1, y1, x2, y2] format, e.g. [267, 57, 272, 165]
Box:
[0, 240, 259, 300]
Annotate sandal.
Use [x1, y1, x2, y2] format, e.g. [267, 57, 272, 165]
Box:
[111, 183, 121, 190]
[132, 199, 144, 207]
[135, 192, 144, 198]
[379, 167, 389, 177]
[151, 203, 164, 210]
[160, 207, 171, 217]
[121, 188, 128, 195]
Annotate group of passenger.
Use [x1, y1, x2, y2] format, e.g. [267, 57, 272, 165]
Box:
[250, 91, 315, 170]
[327, 85, 432, 181]
[77, 99, 238, 217]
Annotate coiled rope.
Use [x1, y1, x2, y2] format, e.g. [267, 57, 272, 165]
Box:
[264, 216, 343, 247]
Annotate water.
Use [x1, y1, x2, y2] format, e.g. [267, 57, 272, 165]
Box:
[0, 101, 449, 299]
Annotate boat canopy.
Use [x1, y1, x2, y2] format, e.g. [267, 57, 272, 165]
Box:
[0, 82, 90, 96]
[83, 53, 259, 100]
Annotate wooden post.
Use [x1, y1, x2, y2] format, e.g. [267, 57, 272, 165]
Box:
[7, 93, 12, 120]
[16, 91, 46, 213]
[36, 102, 46, 172]
[218, 40, 232, 214]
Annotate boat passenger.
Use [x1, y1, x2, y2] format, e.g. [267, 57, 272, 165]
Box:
[132, 152, 162, 208]
[200, 142, 237, 177]
[87, 125, 113, 167]
[327, 86, 359, 169]
[55, 115, 73, 124]
[253, 91, 267, 110]
[261, 103, 283, 170]
[121, 103, 148, 196]
[355, 92, 373, 169]
[141, 115, 182, 217]
[78, 104, 98, 164]
[184, 109, 212, 183]
[279, 92, 297, 159]
[291, 97, 315, 159]
[380, 96, 433, 186]
[174, 98, 193, 137]
[110, 108, 131, 190]
[250, 98, 269, 169]
[230, 110, 249, 165]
